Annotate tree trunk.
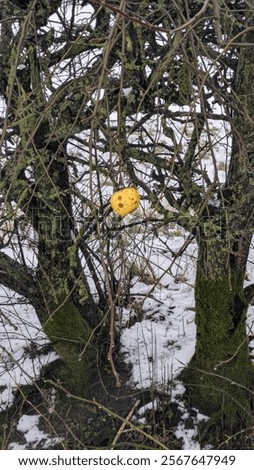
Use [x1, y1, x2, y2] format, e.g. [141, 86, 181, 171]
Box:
[30, 145, 102, 391]
[182, 229, 254, 440]
[182, 24, 254, 438]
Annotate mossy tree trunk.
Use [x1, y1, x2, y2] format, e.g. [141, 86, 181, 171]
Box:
[182, 23, 254, 440]
[32, 143, 100, 390]
[0, 7, 104, 390]
[182, 226, 253, 437]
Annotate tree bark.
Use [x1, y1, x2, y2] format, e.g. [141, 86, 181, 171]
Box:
[0, 2, 108, 392]
[182, 229, 254, 440]
[181, 17, 254, 443]
[0, 252, 36, 300]
[32, 144, 102, 390]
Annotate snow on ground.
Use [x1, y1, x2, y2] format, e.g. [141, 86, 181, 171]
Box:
[1, 228, 254, 449]
[8, 414, 62, 450]
[119, 231, 204, 450]
[0, 228, 201, 449]
[120, 234, 197, 389]
[0, 287, 58, 412]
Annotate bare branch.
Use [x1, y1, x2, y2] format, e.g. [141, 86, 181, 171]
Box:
[0, 251, 35, 300]
[91, 0, 210, 35]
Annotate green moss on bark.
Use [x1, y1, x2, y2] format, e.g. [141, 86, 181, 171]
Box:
[195, 271, 247, 360]
[182, 265, 254, 439]
[43, 298, 94, 389]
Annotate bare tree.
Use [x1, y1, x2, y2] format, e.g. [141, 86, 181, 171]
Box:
[1, 0, 254, 446]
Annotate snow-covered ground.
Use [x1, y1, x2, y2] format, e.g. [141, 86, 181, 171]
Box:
[121, 233, 197, 389]
[0, 289, 58, 412]
[0, 230, 199, 448]
[1, 225, 254, 449]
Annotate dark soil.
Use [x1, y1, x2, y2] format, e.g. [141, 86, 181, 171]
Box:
[0, 357, 180, 450]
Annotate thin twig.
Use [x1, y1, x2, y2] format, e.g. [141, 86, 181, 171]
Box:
[91, 0, 210, 35]
[111, 399, 141, 449]
[107, 303, 121, 388]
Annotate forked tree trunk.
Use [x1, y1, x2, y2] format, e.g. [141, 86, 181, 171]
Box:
[182, 228, 254, 439]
